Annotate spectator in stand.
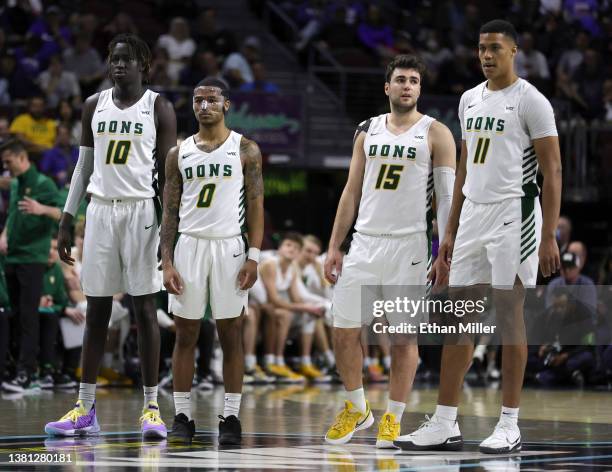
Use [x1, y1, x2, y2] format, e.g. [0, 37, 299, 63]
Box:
[9, 96, 57, 153]
[357, 5, 394, 58]
[317, 6, 360, 52]
[38, 55, 81, 108]
[223, 36, 260, 87]
[557, 215, 572, 254]
[149, 47, 173, 88]
[570, 49, 606, 120]
[240, 61, 279, 93]
[39, 124, 79, 187]
[56, 100, 82, 147]
[27, 5, 72, 63]
[179, 50, 227, 88]
[0, 1, 36, 39]
[157, 17, 196, 85]
[536, 13, 572, 69]
[96, 13, 138, 57]
[192, 8, 237, 58]
[420, 31, 453, 88]
[515, 32, 550, 92]
[13, 34, 44, 80]
[437, 45, 481, 95]
[0, 117, 10, 144]
[0, 52, 41, 101]
[63, 34, 105, 98]
[0, 139, 59, 393]
[556, 30, 589, 91]
[564, 0, 601, 37]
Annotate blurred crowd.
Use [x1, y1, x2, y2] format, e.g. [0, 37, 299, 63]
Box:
[278, 0, 611, 121]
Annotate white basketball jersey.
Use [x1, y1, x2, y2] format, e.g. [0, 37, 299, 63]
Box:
[354, 113, 435, 236]
[177, 131, 245, 238]
[460, 78, 558, 203]
[88, 88, 159, 199]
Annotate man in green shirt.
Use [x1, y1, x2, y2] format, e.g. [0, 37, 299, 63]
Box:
[0, 139, 59, 392]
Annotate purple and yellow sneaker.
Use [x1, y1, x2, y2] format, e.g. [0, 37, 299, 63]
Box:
[141, 402, 167, 439]
[45, 401, 100, 436]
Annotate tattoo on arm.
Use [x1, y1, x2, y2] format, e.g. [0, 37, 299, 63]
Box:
[241, 137, 263, 200]
[160, 147, 182, 268]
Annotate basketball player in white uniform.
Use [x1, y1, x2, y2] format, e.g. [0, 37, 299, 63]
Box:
[395, 20, 561, 454]
[259, 233, 324, 382]
[45, 35, 176, 438]
[323, 55, 457, 447]
[161, 78, 264, 445]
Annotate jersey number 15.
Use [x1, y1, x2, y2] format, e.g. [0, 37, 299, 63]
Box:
[375, 164, 404, 190]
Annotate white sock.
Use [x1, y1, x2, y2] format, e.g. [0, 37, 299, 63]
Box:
[386, 399, 405, 420]
[173, 392, 191, 420]
[383, 355, 391, 370]
[276, 356, 285, 366]
[346, 387, 367, 414]
[434, 405, 457, 425]
[245, 354, 257, 371]
[223, 393, 242, 418]
[324, 350, 335, 367]
[143, 386, 158, 407]
[78, 382, 96, 412]
[301, 355, 311, 366]
[102, 352, 113, 369]
[501, 406, 519, 425]
[364, 356, 373, 367]
[264, 354, 275, 367]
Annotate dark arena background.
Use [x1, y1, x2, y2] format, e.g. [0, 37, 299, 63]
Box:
[0, 0, 611, 471]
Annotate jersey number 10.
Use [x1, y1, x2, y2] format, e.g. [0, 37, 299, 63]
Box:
[473, 137, 491, 164]
[105, 140, 131, 165]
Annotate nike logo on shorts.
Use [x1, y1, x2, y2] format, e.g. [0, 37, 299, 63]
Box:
[411, 261, 422, 265]
[145, 224, 154, 230]
[503, 220, 514, 226]
[233, 253, 243, 258]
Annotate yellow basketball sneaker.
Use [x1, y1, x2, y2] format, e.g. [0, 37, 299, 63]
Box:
[267, 364, 306, 383]
[376, 412, 401, 449]
[325, 400, 374, 445]
[299, 364, 331, 382]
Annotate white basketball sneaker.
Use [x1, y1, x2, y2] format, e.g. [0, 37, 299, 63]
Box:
[393, 415, 463, 451]
[479, 417, 521, 454]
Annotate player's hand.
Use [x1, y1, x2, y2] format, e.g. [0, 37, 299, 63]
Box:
[65, 306, 85, 324]
[304, 304, 325, 317]
[57, 215, 75, 265]
[18, 196, 44, 215]
[163, 266, 184, 295]
[539, 234, 560, 277]
[324, 247, 343, 284]
[430, 237, 454, 290]
[238, 259, 258, 290]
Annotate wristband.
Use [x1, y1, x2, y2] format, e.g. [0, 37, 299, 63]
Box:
[247, 247, 261, 263]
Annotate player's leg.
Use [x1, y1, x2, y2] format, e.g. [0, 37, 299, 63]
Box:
[298, 314, 327, 381]
[325, 233, 377, 445]
[132, 293, 166, 438]
[166, 233, 209, 443]
[479, 197, 534, 454]
[377, 234, 425, 448]
[210, 236, 252, 445]
[216, 313, 244, 445]
[268, 307, 305, 381]
[396, 202, 489, 451]
[168, 315, 200, 443]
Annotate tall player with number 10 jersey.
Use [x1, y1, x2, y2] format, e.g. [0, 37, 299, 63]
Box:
[45, 35, 177, 438]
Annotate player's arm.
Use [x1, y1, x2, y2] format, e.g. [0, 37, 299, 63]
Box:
[154, 95, 177, 204]
[238, 137, 264, 290]
[534, 136, 562, 277]
[289, 271, 324, 317]
[160, 146, 184, 294]
[324, 130, 366, 283]
[57, 93, 99, 265]
[430, 121, 457, 243]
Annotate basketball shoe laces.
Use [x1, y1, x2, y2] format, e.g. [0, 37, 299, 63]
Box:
[140, 408, 164, 425]
[60, 406, 84, 423]
[378, 414, 399, 440]
[329, 401, 362, 435]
